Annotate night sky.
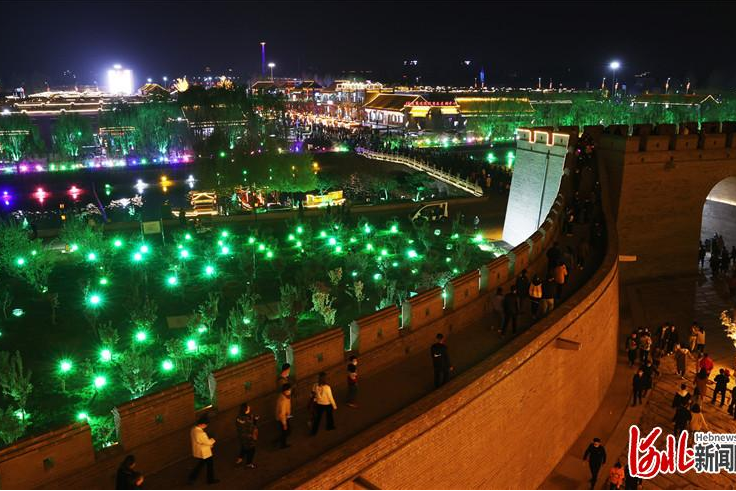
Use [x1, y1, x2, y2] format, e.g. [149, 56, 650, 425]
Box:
[2, 1, 736, 90]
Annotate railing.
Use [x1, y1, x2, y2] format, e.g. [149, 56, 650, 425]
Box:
[356, 147, 484, 197]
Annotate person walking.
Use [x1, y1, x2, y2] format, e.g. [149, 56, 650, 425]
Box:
[699, 243, 707, 270]
[632, 369, 644, 406]
[528, 275, 543, 319]
[673, 403, 692, 438]
[712, 368, 729, 407]
[583, 437, 607, 488]
[608, 461, 625, 490]
[672, 383, 692, 409]
[729, 384, 736, 419]
[275, 383, 292, 449]
[553, 260, 568, 300]
[638, 330, 652, 364]
[623, 464, 642, 490]
[501, 285, 520, 336]
[696, 327, 706, 355]
[430, 333, 453, 388]
[674, 344, 688, 378]
[699, 352, 714, 375]
[492, 287, 504, 333]
[694, 368, 709, 405]
[626, 333, 638, 368]
[310, 372, 337, 435]
[666, 324, 679, 355]
[187, 416, 218, 485]
[515, 269, 530, 314]
[115, 455, 144, 489]
[690, 404, 709, 433]
[640, 362, 654, 398]
[235, 403, 258, 468]
[346, 355, 359, 408]
[539, 276, 556, 317]
[688, 323, 699, 352]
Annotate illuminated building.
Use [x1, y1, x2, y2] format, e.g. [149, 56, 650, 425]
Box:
[362, 93, 425, 130]
[107, 64, 134, 95]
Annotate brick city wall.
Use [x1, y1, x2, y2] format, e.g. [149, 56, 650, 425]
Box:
[596, 121, 736, 283]
[0, 424, 94, 489]
[1, 128, 609, 490]
[270, 136, 620, 490]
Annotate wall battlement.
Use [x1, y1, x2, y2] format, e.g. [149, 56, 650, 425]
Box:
[595, 121, 736, 283]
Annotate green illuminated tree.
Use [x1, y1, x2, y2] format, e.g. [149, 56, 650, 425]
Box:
[0, 407, 25, 445]
[118, 351, 157, 398]
[0, 114, 42, 162]
[0, 222, 53, 293]
[0, 351, 32, 420]
[52, 112, 93, 158]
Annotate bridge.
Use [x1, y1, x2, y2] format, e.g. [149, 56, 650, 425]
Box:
[355, 147, 485, 197]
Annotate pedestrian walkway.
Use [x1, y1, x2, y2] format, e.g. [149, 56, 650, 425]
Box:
[544, 266, 736, 490]
[143, 228, 598, 489]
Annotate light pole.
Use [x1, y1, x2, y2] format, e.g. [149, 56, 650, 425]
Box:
[268, 62, 275, 81]
[609, 61, 620, 96]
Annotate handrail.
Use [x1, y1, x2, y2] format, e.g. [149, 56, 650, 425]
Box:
[356, 147, 485, 197]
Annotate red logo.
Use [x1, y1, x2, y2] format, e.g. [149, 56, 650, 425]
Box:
[628, 426, 694, 479]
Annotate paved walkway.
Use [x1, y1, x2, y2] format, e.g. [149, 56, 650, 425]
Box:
[543, 262, 736, 490]
[142, 224, 597, 489]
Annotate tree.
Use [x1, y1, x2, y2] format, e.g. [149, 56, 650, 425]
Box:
[135, 103, 185, 156]
[99, 103, 138, 156]
[52, 113, 93, 158]
[404, 172, 432, 201]
[0, 351, 32, 421]
[369, 176, 399, 201]
[0, 114, 42, 162]
[118, 351, 157, 398]
[0, 407, 25, 445]
[0, 222, 53, 293]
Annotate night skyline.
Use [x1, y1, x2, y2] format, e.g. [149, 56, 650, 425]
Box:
[3, 1, 736, 90]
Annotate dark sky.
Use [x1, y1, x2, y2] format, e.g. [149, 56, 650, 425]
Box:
[2, 1, 736, 90]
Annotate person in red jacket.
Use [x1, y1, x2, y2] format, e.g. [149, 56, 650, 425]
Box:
[699, 353, 714, 375]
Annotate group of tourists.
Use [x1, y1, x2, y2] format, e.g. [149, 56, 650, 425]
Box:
[114, 357, 360, 488]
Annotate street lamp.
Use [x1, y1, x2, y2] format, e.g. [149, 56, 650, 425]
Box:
[268, 62, 275, 81]
[609, 61, 620, 96]
[163, 76, 168, 85]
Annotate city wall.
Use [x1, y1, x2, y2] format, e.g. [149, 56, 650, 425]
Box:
[596, 121, 736, 283]
[270, 134, 620, 490]
[0, 129, 618, 490]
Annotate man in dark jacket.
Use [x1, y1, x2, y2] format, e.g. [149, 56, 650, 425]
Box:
[547, 242, 562, 273]
[235, 403, 258, 468]
[115, 455, 143, 489]
[501, 285, 520, 336]
[583, 437, 607, 488]
[712, 368, 729, 407]
[430, 333, 453, 388]
[672, 383, 691, 409]
[632, 369, 644, 406]
[673, 404, 692, 438]
[515, 269, 530, 313]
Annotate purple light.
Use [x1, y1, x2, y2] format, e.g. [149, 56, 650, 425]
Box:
[2, 191, 11, 206]
[35, 164, 43, 172]
[19, 165, 28, 173]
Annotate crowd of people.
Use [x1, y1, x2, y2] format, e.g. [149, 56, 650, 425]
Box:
[700, 234, 736, 296]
